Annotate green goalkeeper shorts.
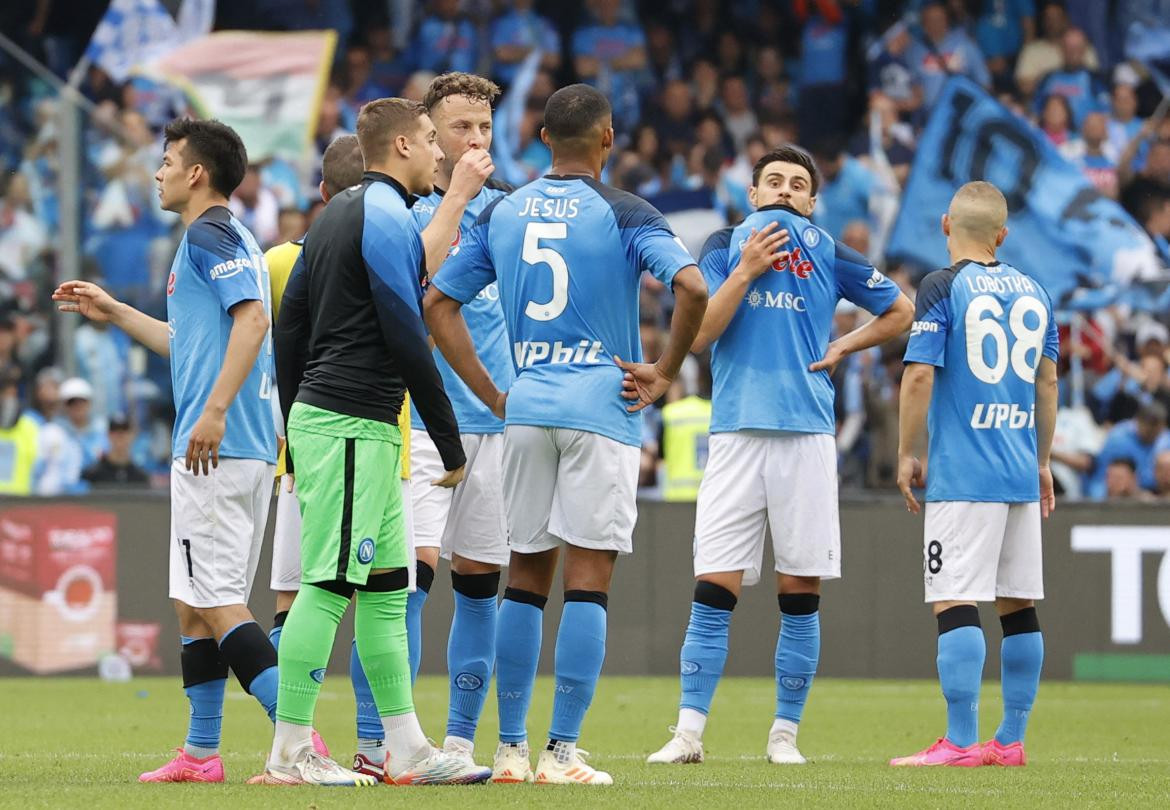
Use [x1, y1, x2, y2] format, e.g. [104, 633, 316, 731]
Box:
[287, 402, 407, 586]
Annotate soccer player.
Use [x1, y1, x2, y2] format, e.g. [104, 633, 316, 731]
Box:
[891, 181, 1058, 767]
[266, 136, 370, 640]
[646, 145, 913, 766]
[264, 134, 386, 765]
[363, 71, 513, 774]
[425, 83, 709, 785]
[257, 98, 488, 787]
[53, 119, 284, 782]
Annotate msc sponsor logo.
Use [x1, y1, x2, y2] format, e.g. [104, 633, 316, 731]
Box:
[310, 667, 326, 684]
[475, 282, 500, 302]
[209, 257, 253, 281]
[911, 320, 939, 337]
[680, 660, 701, 675]
[802, 227, 821, 247]
[513, 339, 603, 368]
[357, 538, 375, 564]
[970, 402, 1035, 429]
[746, 288, 806, 312]
[455, 672, 484, 691]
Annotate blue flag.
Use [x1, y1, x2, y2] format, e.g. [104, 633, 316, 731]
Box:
[886, 77, 1160, 305]
[82, 0, 212, 83]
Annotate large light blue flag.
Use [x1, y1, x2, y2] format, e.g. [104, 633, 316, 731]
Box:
[887, 77, 1161, 305]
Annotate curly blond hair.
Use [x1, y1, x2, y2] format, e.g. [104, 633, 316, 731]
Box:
[423, 72, 501, 113]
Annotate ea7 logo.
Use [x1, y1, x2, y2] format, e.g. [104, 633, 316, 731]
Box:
[772, 246, 814, 279]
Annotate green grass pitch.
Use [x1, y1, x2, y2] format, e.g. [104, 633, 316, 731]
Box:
[2, 675, 1168, 808]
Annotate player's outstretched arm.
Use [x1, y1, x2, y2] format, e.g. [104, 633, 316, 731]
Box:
[897, 362, 934, 514]
[1035, 356, 1059, 518]
[185, 299, 269, 476]
[692, 224, 788, 353]
[52, 280, 170, 357]
[420, 148, 493, 279]
[619, 265, 708, 412]
[423, 286, 506, 418]
[810, 292, 914, 373]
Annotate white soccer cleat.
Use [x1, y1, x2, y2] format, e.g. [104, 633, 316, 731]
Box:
[766, 728, 807, 765]
[534, 743, 613, 785]
[491, 741, 534, 784]
[248, 748, 379, 786]
[387, 744, 492, 785]
[646, 726, 704, 764]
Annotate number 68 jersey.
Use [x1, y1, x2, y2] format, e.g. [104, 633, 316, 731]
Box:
[432, 174, 695, 447]
[904, 259, 1059, 503]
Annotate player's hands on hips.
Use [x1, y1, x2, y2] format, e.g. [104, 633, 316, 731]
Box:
[615, 355, 672, 412]
[448, 148, 494, 203]
[733, 222, 790, 281]
[432, 464, 465, 488]
[897, 454, 926, 514]
[52, 280, 120, 323]
[490, 390, 508, 420]
[1038, 464, 1056, 518]
[186, 406, 225, 476]
[809, 339, 847, 373]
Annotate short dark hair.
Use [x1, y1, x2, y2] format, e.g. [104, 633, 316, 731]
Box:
[357, 97, 427, 165]
[1109, 456, 1138, 473]
[163, 118, 248, 198]
[751, 145, 821, 196]
[543, 84, 611, 144]
[1137, 401, 1168, 426]
[423, 72, 501, 113]
[321, 134, 365, 196]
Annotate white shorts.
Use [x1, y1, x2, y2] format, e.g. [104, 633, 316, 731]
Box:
[923, 501, 1044, 603]
[503, 425, 640, 554]
[693, 432, 840, 587]
[169, 457, 275, 608]
[409, 429, 508, 565]
[270, 476, 416, 591]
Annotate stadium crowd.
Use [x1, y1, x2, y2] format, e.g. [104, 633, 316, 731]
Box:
[1, 0, 1170, 498]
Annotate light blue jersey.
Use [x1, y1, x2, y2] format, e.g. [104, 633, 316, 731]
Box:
[410, 180, 515, 435]
[904, 259, 1059, 503]
[433, 175, 695, 447]
[701, 205, 900, 435]
[167, 205, 276, 463]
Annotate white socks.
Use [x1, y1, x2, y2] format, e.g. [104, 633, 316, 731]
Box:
[270, 720, 313, 768]
[382, 711, 430, 775]
[770, 718, 799, 740]
[678, 708, 708, 736]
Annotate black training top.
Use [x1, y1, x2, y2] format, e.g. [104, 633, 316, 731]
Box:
[274, 171, 465, 472]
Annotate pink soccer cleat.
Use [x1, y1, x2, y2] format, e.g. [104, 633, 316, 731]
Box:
[889, 738, 983, 767]
[311, 729, 330, 758]
[138, 748, 225, 783]
[982, 739, 1027, 766]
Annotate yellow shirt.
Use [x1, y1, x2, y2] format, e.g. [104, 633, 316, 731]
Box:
[0, 414, 39, 495]
[266, 240, 411, 480]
